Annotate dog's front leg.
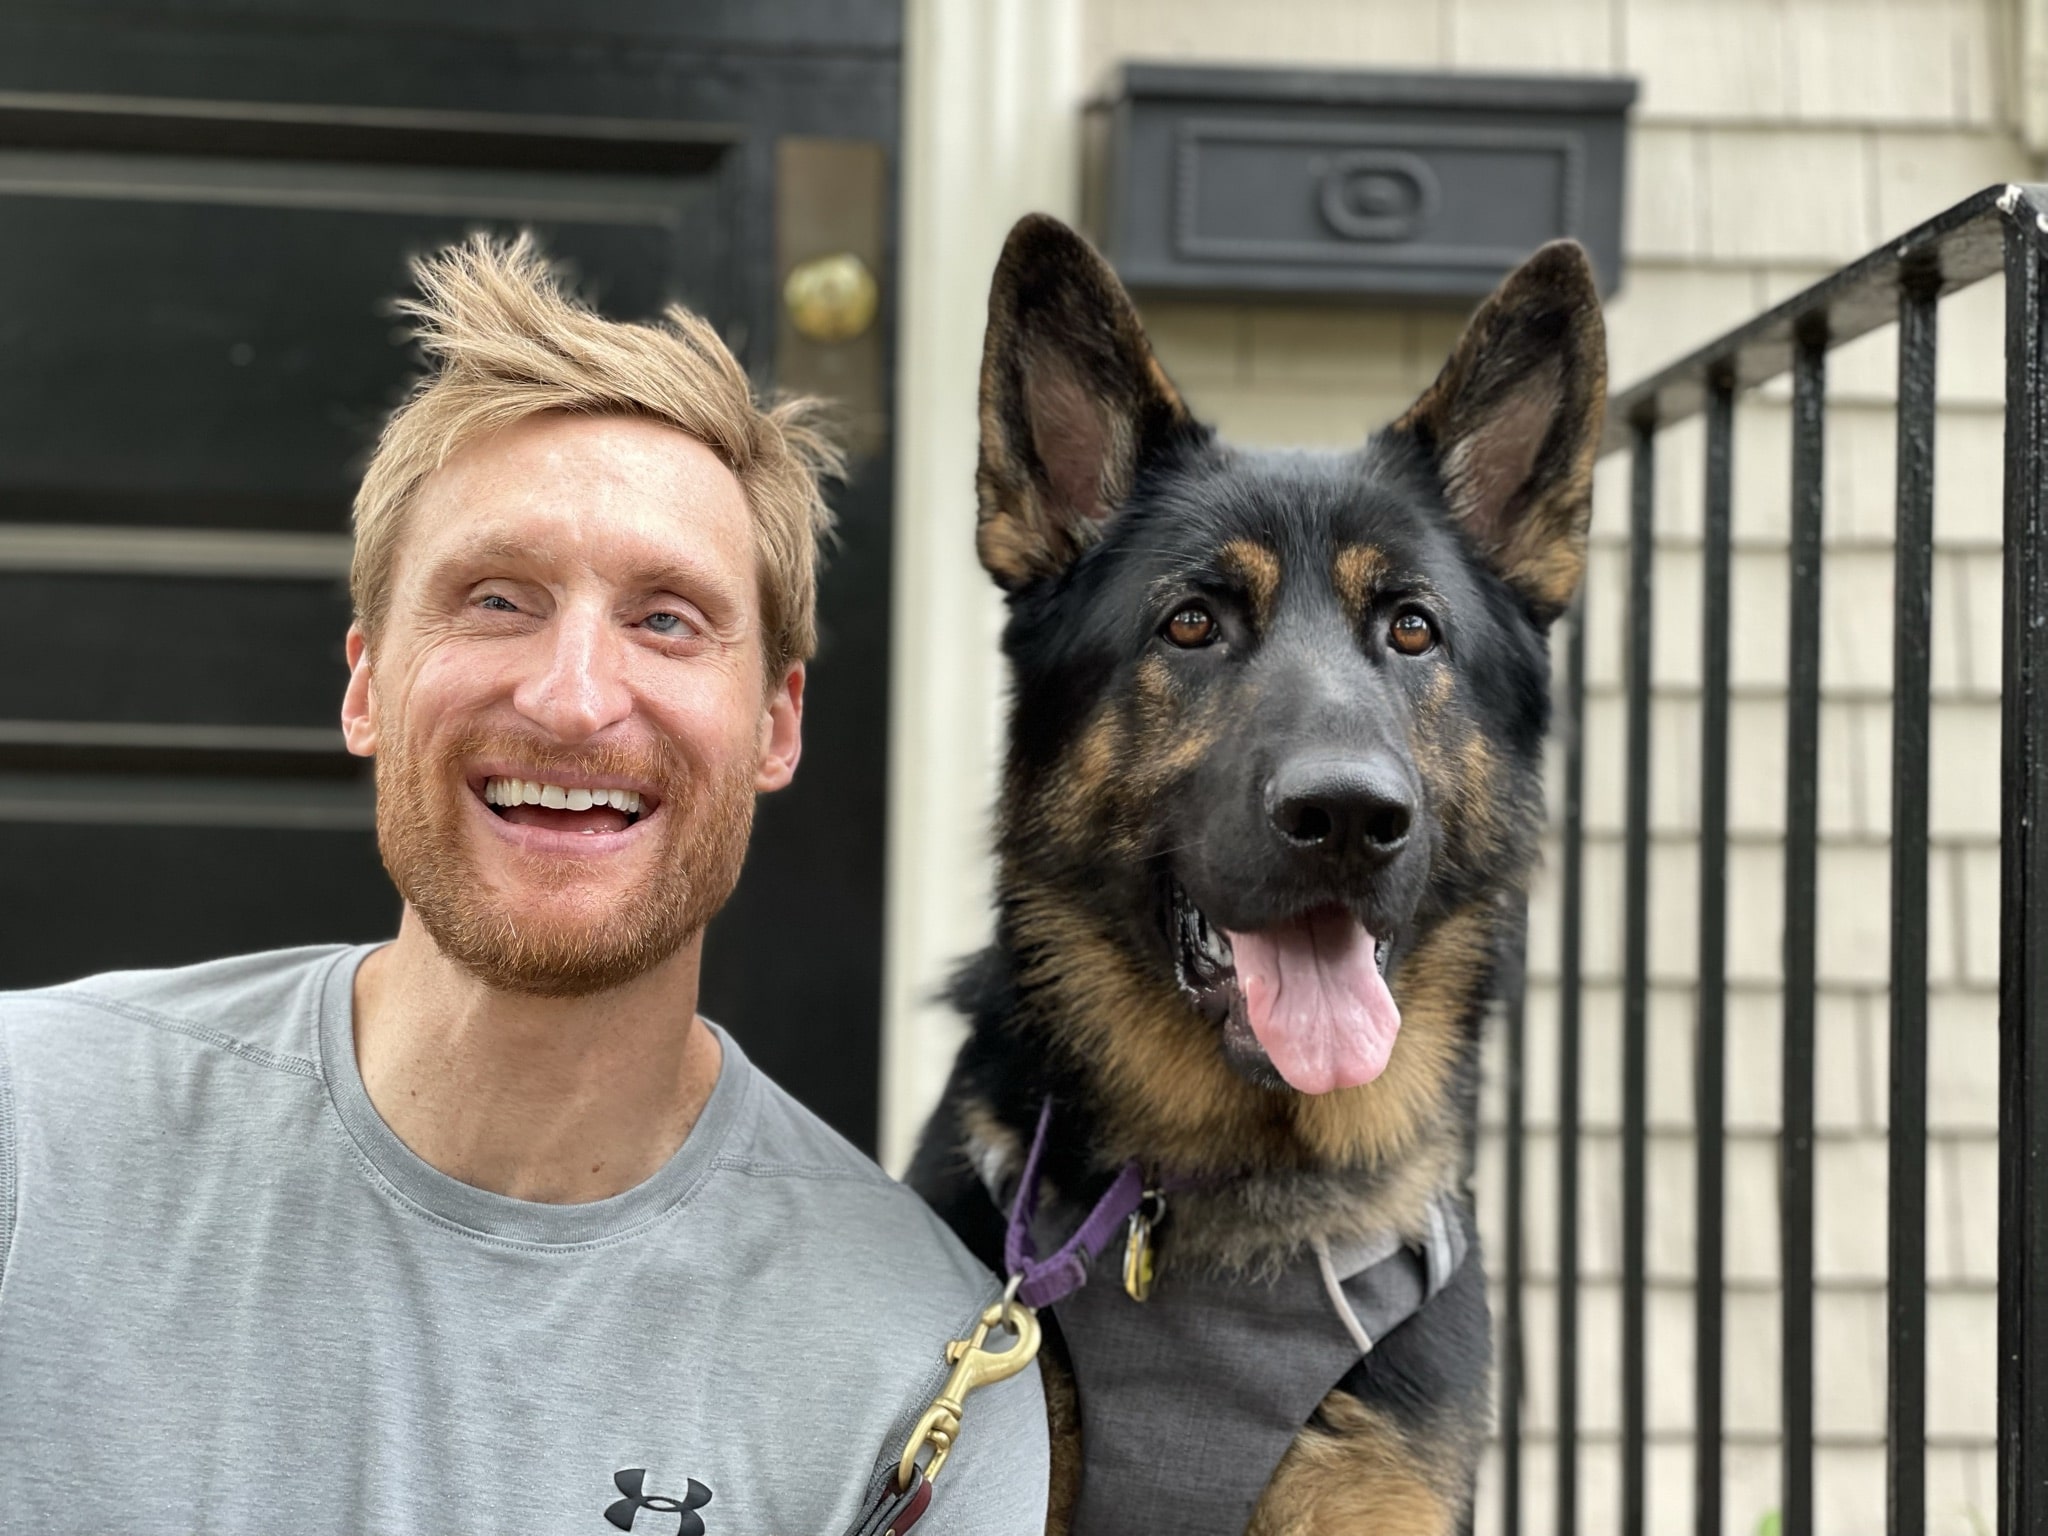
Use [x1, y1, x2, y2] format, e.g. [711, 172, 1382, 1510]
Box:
[1249, 1390, 1466, 1536]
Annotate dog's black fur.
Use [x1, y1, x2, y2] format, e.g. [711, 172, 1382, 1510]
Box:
[908, 214, 1605, 1534]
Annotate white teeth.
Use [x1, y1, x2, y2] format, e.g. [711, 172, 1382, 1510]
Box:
[481, 777, 644, 817]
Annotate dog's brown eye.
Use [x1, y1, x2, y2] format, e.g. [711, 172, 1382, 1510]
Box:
[1389, 611, 1436, 655]
[1164, 606, 1218, 648]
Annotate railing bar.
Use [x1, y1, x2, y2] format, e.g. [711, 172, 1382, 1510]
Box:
[1887, 271, 1939, 1536]
[1696, 374, 1735, 1536]
[1998, 215, 2048, 1536]
[1556, 597, 1587, 1536]
[1621, 419, 1656, 1536]
[1502, 913, 1527, 1536]
[1782, 323, 1827, 1536]
[1599, 182, 2024, 455]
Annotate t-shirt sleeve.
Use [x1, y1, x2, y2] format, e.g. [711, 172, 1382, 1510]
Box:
[906, 1357, 1050, 1535]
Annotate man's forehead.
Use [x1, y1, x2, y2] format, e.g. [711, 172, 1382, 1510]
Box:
[401, 413, 754, 578]
[423, 411, 739, 506]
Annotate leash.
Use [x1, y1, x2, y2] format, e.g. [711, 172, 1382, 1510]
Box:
[868, 1096, 1181, 1532]
[861, 1281, 1039, 1535]
[870, 1096, 1146, 1531]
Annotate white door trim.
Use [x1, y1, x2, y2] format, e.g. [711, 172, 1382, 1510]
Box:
[880, 0, 1082, 1170]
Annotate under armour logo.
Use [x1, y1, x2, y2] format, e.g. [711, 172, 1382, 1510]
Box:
[605, 1468, 713, 1534]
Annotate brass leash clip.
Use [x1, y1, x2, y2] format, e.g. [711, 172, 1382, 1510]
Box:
[896, 1290, 1042, 1491]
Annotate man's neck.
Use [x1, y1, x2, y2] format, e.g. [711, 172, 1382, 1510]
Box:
[350, 910, 723, 1203]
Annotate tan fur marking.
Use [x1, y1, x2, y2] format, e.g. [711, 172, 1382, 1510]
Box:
[1504, 503, 1592, 614]
[1021, 678, 1236, 866]
[1031, 706, 1134, 853]
[1418, 666, 1454, 719]
[1133, 651, 1173, 701]
[1404, 678, 1458, 820]
[1041, 1347, 1083, 1536]
[1442, 733, 1505, 851]
[1137, 723, 1218, 784]
[1219, 539, 1283, 629]
[1144, 354, 1187, 412]
[976, 510, 1050, 590]
[1006, 883, 1294, 1174]
[956, 1097, 1024, 1192]
[1332, 544, 1389, 625]
[1250, 1394, 1460, 1536]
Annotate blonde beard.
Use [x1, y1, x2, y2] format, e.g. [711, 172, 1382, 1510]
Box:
[373, 722, 757, 998]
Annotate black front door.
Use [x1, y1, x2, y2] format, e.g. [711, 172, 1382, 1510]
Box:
[0, 1, 901, 1149]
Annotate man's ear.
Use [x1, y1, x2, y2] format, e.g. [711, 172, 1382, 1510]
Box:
[341, 625, 378, 757]
[975, 214, 1202, 591]
[755, 662, 804, 794]
[1390, 240, 1607, 626]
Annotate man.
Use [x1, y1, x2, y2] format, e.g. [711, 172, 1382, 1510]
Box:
[0, 235, 1048, 1533]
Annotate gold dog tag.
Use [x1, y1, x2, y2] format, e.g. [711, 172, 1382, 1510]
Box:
[1122, 1191, 1165, 1302]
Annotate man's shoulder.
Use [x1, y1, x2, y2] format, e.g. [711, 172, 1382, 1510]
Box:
[705, 1052, 1047, 1528]
[0, 944, 357, 1076]
[715, 1043, 998, 1306]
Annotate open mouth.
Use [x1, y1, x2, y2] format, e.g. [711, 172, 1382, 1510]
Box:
[1169, 877, 1402, 1096]
[478, 775, 654, 836]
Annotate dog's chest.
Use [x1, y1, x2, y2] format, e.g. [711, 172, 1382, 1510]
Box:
[1038, 1200, 1465, 1536]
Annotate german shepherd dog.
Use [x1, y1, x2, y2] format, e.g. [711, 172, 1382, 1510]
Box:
[908, 214, 1605, 1534]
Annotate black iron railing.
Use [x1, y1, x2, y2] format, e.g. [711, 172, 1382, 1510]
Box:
[1495, 182, 2048, 1536]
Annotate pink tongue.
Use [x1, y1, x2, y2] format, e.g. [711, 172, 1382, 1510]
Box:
[499, 804, 632, 835]
[1221, 909, 1401, 1095]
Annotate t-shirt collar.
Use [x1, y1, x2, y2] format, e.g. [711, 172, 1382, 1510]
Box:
[314, 943, 752, 1246]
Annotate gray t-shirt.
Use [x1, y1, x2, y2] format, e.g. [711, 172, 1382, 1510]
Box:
[0, 944, 1047, 1534]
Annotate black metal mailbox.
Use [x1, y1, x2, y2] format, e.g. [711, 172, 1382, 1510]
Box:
[1097, 65, 1637, 301]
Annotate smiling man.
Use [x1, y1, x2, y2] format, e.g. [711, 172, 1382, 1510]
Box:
[0, 236, 1047, 1533]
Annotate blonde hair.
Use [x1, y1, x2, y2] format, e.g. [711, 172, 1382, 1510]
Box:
[352, 232, 842, 672]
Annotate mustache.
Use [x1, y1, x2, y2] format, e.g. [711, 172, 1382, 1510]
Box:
[431, 726, 689, 797]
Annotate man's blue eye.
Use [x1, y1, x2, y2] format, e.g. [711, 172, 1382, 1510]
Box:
[479, 594, 517, 612]
[645, 613, 689, 635]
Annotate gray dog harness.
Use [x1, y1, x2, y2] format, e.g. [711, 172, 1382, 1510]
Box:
[993, 1107, 1470, 1536]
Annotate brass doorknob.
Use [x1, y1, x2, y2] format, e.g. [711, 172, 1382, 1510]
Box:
[783, 252, 879, 344]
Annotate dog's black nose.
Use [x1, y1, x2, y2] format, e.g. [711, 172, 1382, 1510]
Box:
[1268, 755, 1413, 859]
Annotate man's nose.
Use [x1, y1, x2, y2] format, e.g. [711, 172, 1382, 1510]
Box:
[511, 608, 635, 743]
[1265, 752, 1415, 865]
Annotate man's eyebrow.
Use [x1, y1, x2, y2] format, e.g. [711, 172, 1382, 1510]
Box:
[425, 539, 742, 602]
[421, 538, 535, 579]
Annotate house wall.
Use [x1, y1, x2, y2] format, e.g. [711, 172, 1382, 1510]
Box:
[886, 3, 2023, 1531]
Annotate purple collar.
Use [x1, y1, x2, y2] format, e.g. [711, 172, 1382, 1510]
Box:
[1001, 1100, 1153, 1308]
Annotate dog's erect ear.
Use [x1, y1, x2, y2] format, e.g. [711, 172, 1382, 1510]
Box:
[976, 214, 1197, 591]
[1391, 240, 1607, 625]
